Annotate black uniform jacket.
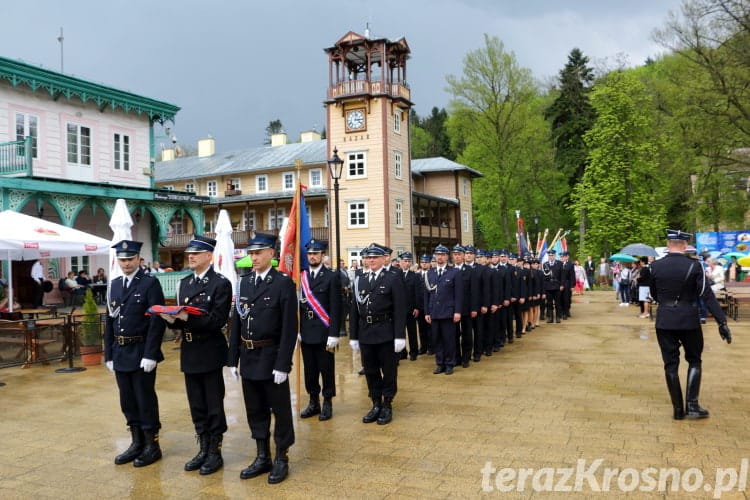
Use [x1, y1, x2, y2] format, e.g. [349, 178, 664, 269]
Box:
[401, 269, 422, 314]
[350, 269, 406, 344]
[228, 267, 298, 380]
[299, 266, 342, 344]
[172, 266, 232, 374]
[542, 260, 563, 291]
[104, 269, 166, 371]
[423, 266, 464, 320]
[650, 252, 726, 330]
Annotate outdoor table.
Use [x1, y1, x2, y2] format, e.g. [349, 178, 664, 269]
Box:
[19, 308, 54, 319]
[0, 319, 55, 368]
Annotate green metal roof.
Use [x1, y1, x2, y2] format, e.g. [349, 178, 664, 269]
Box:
[0, 55, 180, 124]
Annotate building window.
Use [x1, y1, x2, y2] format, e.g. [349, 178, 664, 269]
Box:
[67, 123, 91, 165]
[113, 133, 130, 171]
[347, 151, 366, 178]
[207, 180, 218, 197]
[463, 178, 469, 196]
[256, 175, 268, 193]
[282, 172, 295, 191]
[394, 110, 402, 134]
[170, 215, 184, 235]
[463, 211, 470, 233]
[394, 151, 402, 179]
[348, 201, 368, 227]
[71, 256, 89, 275]
[244, 209, 256, 230]
[309, 168, 323, 188]
[323, 205, 329, 228]
[185, 183, 195, 192]
[204, 220, 214, 233]
[15, 113, 38, 158]
[268, 208, 286, 230]
[395, 200, 403, 227]
[228, 177, 241, 190]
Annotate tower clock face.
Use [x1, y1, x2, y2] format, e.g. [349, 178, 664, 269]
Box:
[346, 109, 365, 131]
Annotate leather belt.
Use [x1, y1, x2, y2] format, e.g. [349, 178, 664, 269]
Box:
[241, 338, 277, 350]
[363, 313, 392, 324]
[115, 335, 144, 345]
[182, 331, 212, 343]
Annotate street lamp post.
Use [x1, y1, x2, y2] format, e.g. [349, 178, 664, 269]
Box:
[327, 147, 344, 276]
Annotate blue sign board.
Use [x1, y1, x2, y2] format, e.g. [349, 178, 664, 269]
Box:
[695, 231, 750, 255]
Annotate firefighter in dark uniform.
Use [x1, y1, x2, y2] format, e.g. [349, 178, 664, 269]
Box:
[349, 243, 406, 425]
[162, 235, 232, 476]
[559, 251, 575, 319]
[228, 233, 297, 484]
[451, 244, 479, 367]
[424, 244, 463, 374]
[507, 253, 527, 342]
[298, 238, 341, 421]
[416, 254, 432, 354]
[398, 252, 422, 361]
[542, 249, 563, 323]
[649, 229, 732, 420]
[105, 240, 166, 467]
[464, 246, 490, 362]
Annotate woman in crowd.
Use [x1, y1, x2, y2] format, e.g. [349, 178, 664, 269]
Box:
[573, 260, 587, 295]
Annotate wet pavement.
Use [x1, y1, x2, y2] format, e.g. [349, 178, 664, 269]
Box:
[1, 290, 748, 499]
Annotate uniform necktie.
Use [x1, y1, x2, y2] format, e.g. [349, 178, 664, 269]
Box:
[124, 277, 130, 288]
[311, 270, 316, 280]
[438, 268, 443, 278]
[369, 272, 375, 284]
[256, 275, 262, 287]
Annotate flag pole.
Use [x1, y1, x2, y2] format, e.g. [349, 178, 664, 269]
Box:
[293, 160, 303, 414]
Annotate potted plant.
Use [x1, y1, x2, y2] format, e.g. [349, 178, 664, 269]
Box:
[78, 288, 102, 366]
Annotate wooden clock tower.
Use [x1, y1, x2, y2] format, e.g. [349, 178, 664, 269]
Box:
[324, 31, 413, 264]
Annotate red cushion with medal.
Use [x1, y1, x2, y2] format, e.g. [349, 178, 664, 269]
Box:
[146, 305, 207, 316]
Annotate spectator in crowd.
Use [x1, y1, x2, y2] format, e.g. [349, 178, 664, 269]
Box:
[709, 259, 725, 293]
[727, 257, 739, 282]
[573, 260, 588, 295]
[597, 258, 610, 288]
[618, 263, 631, 306]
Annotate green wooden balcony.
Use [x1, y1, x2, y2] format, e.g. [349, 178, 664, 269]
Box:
[0, 137, 33, 177]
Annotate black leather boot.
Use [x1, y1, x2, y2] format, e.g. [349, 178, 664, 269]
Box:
[546, 311, 554, 323]
[362, 397, 382, 423]
[133, 429, 162, 467]
[377, 397, 393, 425]
[240, 439, 272, 479]
[114, 426, 143, 465]
[184, 433, 209, 471]
[300, 395, 321, 419]
[665, 371, 685, 420]
[686, 366, 709, 419]
[319, 398, 333, 421]
[199, 434, 224, 475]
[268, 447, 289, 484]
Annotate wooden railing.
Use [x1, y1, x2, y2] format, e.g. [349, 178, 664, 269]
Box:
[327, 80, 410, 101]
[0, 137, 32, 176]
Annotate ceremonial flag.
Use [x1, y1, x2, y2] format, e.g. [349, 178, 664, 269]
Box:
[278, 184, 310, 280]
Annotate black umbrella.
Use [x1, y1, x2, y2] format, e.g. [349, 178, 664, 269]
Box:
[620, 243, 658, 257]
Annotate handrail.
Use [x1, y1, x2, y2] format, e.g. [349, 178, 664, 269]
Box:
[0, 136, 32, 176]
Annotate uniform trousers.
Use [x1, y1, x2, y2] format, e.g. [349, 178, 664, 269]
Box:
[457, 314, 473, 363]
[417, 315, 431, 352]
[184, 368, 227, 436]
[472, 315, 484, 357]
[561, 288, 572, 315]
[511, 302, 523, 336]
[431, 318, 457, 368]
[655, 328, 703, 375]
[116, 368, 159, 430]
[405, 314, 419, 356]
[545, 289, 561, 318]
[241, 377, 295, 450]
[300, 342, 336, 398]
[360, 340, 398, 399]
[497, 308, 510, 346]
[482, 312, 494, 352]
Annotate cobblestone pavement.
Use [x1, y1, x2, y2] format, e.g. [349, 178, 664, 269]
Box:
[1, 290, 748, 499]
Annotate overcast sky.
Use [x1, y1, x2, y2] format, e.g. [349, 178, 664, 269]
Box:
[2, 0, 684, 153]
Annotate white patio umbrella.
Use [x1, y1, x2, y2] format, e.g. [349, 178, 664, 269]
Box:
[0, 210, 111, 311]
[212, 210, 238, 297]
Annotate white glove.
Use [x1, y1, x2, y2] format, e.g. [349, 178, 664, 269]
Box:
[326, 336, 339, 349]
[159, 313, 176, 324]
[140, 358, 157, 373]
[297, 333, 302, 342]
[106, 360, 114, 372]
[394, 338, 406, 353]
[229, 366, 239, 380]
[349, 339, 360, 352]
[272, 370, 288, 384]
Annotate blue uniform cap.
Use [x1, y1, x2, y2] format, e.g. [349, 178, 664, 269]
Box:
[304, 238, 327, 253]
[185, 235, 216, 253]
[464, 245, 476, 254]
[508, 253, 518, 260]
[547, 249, 557, 255]
[490, 249, 500, 257]
[560, 251, 570, 257]
[451, 244, 465, 253]
[499, 249, 509, 257]
[399, 252, 413, 260]
[362, 244, 386, 257]
[434, 244, 450, 254]
[476, 249, 487, 257]
[246, 232, 277, 251]
[419, 254, 431, 262]
[666, 229, 692, 241]
[112, 239, 143, 258]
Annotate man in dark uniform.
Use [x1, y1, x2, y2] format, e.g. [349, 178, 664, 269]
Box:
[559, 251, 575, 319]
[298, 238, 341, 421]
[507, 253, 527, 342]
[416, 254, 432, 355]
[424, 244, 463, 375]
[105, 240, 166, 467]
[162, 235, 232, 475]
[451, 244, 479, 368]
[649, 229, 732, 420]
[465, 246, 490, 362]
[349, 243, 406, 425]
[398, 252, 422, 361]
[542, 249, 563, 323]
[228, 232, 297, 483]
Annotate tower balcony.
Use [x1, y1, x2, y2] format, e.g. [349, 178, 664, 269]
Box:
[326, 80, 411, 103]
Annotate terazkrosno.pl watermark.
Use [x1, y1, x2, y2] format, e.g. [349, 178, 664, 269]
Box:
[481, 459, 748, 498]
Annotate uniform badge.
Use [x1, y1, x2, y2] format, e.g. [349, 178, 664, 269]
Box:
[184, 297, 189, 304]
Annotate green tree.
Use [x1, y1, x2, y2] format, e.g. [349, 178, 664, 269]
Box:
[264, 119, 284, 145]
[572, 70, 667, 256]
